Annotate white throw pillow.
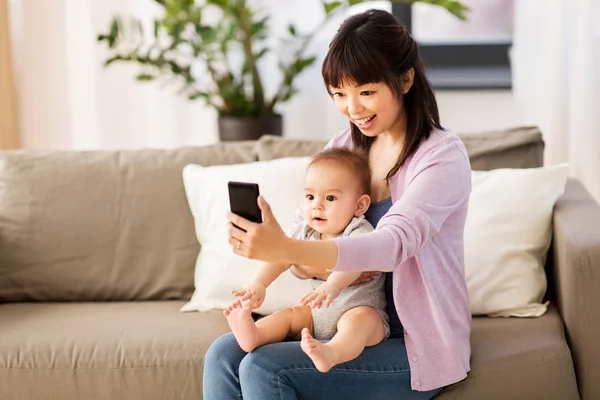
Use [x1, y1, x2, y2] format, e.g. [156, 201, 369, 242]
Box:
[464, 164, 569, 317]
[180, 157, 313, 315]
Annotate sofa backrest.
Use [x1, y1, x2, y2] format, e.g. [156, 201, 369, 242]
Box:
[0, 142, 255, 302]
[0, 126, 543, 302]
[255, 126, 544, 171]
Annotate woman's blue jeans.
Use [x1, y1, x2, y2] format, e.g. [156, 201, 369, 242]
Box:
[203, 332, 443, 400]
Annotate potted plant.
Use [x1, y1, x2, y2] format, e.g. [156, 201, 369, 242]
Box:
[97, 0, 467, 141]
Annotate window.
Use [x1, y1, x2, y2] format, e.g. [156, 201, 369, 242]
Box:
[392, 0, 513, 90]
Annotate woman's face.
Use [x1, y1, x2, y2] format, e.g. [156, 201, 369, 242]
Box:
[329, 81, 404, 138]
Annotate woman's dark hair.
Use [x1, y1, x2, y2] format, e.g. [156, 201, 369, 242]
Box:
[322, 9, 442, 180]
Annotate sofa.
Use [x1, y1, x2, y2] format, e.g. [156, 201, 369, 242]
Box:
[0, 126, 597, 400]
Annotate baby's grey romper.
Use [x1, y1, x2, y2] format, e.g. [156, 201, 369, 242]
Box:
[290, 216, 390, 340]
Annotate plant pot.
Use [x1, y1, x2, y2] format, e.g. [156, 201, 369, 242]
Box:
[218, 114, 283, 142]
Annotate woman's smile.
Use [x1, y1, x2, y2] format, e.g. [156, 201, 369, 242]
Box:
[353, 114, 376, 129]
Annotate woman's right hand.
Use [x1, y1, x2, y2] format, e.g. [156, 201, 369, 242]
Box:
[350, 271, 381, 285]
[291, 266, 380, 285]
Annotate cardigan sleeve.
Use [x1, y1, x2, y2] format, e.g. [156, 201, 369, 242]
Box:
[333, 140, 471, 272]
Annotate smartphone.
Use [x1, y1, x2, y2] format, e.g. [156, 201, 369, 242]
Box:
[228, 181, 262, 231]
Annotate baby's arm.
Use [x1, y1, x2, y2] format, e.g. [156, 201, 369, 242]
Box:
[232, 262, 290, 309]
[300, 270, 361, 308]
[326, 271, 362, 292]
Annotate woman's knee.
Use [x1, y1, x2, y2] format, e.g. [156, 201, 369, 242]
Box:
[239, 346, 275, 379]
[239, 345, 305, 399]
[238, 346, 282, 394]
[205, 332, 245, 372]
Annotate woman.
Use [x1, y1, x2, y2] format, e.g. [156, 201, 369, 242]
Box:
[204, 8, 471, 400]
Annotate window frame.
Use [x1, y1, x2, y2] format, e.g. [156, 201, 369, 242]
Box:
[392, 3, 512, 90]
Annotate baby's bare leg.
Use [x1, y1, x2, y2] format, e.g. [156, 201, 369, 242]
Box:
[301, 306, 384, 372]
[224, 301, 312, 352]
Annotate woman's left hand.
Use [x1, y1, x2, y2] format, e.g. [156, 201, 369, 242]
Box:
[228, 196, 289, 263]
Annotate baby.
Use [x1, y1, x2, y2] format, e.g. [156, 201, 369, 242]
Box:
[224, 148, 389, 373]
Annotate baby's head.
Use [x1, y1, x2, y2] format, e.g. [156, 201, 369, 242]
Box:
[303, 148, 371, 237]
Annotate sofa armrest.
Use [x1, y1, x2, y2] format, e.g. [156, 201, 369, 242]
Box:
[551, 178, 600, 400]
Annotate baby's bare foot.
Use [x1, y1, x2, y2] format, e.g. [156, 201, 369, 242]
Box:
[300, 328, 337, 373]
[224, 300, 259, 352]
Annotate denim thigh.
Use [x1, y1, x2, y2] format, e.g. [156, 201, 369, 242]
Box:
[203, 332, 442, 400]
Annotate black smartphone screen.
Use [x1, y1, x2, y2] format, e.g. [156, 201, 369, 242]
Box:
[228, 181, 262, 230]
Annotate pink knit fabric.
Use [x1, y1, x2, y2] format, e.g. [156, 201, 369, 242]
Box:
[327, 127, 472, 391]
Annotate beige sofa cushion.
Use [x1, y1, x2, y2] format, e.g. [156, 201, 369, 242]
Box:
[460, 126, 544, 170]
[254, 134, 327, 161]
[255, 126, 545, 171]
[0, 303, 577, 400]
[0, 142, 256, 302]
[0, 302, 230, 400]
[439, 306, 578, 400]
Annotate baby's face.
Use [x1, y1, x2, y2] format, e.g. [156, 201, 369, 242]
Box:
[302, 162, 364, 237]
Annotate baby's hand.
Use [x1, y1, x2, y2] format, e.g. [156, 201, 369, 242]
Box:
[231, 281, 266, 309]
[300, 282, 342, 309]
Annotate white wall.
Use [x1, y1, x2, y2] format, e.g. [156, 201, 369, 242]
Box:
[8, 0, 523, 149]
[283, 88, 522, 140]
[258, 0, 523, 140]
[436, 90, 522, 134]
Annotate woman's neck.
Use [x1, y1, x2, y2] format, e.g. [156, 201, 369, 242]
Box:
[377, 109, 407, 147]
[375, 131, 403, 149]
[368, 110, 407, 201]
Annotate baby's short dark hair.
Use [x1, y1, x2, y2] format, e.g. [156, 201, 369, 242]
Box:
[308, 147, 371, 195]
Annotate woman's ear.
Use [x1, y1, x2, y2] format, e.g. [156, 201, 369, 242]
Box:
[403, 68, 415, 94]
[355, 194, 371, 217]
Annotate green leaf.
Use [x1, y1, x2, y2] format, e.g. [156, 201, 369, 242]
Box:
[283, 87, 299, 101]
[206, 0, 228, 8]
[189, 8, 203, 24]
[425, 0, 469, 20]
[164, 0, 180, 19]
[294, 56, 317, 73]
[110, 17, 119, 38]
[153, 20, 160, 38]
[196, 24, 217, 42]
[103, 55, 125, 67]
[323, 1, 342, 15]
[181, 0, 194, 9]
[97, 0, 468, 117]
[251, 16, 269, 36]
[106, 17, 121, 48]
[188, 91, 210, 101]
[167, 21, 184, 39]
[390, 0, 469, 21]
[256, 47, 269, 59]
[287, 24, 296, 36]
[136, 73, 155, 81]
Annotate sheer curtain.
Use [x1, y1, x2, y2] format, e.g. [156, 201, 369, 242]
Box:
[8, 0, 388, 151]
[0, 0, 19, 149]
[512, 0, 600, 201]
[8, 0, 219, 150]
